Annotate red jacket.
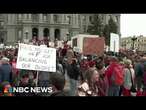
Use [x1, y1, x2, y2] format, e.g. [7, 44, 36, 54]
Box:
[88, 61, 96, 68]
[105, 62, 121, 86]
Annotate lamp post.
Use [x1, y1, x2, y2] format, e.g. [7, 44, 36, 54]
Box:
[24, 30, 29, 43]
[131, 36, 137, 50]
[66, 32, 70, 41]
[25, 30, 28, 39]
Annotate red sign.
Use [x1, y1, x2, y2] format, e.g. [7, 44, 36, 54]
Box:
[83, 37, 105, 55]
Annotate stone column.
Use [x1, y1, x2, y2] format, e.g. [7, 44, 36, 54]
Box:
[29, 14, 31, 20]
[39, 14, 43, 23]
[76, 14, 79, 26]
[8, 14, 15, 25]
[50, 28, 54, 41]
[62, 14, 65, 23]
[72, 14, 77, 28]
[50, 14, 54, 24]
[6, 28, 16, 44]
[18, 29, 22, 41]
[58, 14, 62, 23]
[24, 14, 27, 19]
[39, 27, 44, 40]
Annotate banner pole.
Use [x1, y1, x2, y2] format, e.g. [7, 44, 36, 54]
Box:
[36, 71, 39, 86]
[114, 40, 116, 56]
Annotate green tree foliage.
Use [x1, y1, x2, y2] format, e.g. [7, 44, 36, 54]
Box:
[87, 15, 103, 35]
[103, 17, 118, 46]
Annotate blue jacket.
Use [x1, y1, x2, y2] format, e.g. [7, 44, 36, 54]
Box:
[135, 63, 144, 77]
[0, 64, 12, 83]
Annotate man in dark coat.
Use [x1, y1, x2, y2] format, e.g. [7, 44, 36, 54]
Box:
[50, 71, 67, 96]
[0, 57, 12, 83]
[67, 58, 80, 96]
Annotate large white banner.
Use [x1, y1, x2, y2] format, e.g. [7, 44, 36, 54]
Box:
[110, 33, 119, 53]
[16, 43, 56, 72]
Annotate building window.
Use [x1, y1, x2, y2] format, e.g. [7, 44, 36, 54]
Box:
[43, 28, 49, 37]
[32, 28, 39, 38]
[89, 16, 92, 23]
[67, 15, 71, 24]
[72, 38, 77, 47]
[54, 15, 59, 23]
[18, 14, 22, 19]
[138, 39, 139, 42]
[32, 14, 39, 22]
[54, 29, 60, 40]
[0, 22, 4, 27]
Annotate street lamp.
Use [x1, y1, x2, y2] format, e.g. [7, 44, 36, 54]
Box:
[25, 30, 28, 39]
[24, 30, 29, 43]
[66, 32, 70, 41]
[131, 36, 137, 50]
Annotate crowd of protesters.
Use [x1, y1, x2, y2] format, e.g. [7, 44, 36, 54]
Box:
[0, 36, 146, 96]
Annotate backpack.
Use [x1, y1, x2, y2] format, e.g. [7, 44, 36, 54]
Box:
[111, 65, 124, 86]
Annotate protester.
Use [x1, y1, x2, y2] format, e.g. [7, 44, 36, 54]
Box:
[67, 57, 80, 96]
[134, 58, 144, 92]
[56, 56, 64, 75]
[0, 57, 12, 83]
[38, 71, 51, 87]
[50, 71, 67, 96]
[0, 81, 13, 96]
[105, 56, 124, 96]
[96, 59, 109, 96]
[15, 73, 36, 96]
[77, 68, 100, 96]
[122, 59, 133, 96]
[142, 61, 146, 96]
[10, 57, 19, 86]
[80, 56, 89, 81]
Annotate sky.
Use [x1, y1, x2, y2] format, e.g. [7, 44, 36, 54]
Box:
[121, 14, 146, 38]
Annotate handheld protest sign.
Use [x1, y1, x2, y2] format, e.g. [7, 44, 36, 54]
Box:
[16, 43, 56, 72]
[110, 33, 120, 53]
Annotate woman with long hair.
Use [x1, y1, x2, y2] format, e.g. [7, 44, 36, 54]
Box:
[77, 68, 100, 96]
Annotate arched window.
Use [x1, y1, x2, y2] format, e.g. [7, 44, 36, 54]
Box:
[32, 28, 39, 38]
[54, 29, 60, 40]
[54, 15, 59, 23]
[43, 28, 49, 38]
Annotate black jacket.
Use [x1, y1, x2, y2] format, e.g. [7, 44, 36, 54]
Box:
[67, 62, 80, 80]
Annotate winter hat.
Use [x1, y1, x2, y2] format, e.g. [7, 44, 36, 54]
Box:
[1, 57, 10, 62]
[124, 59, 132, 66]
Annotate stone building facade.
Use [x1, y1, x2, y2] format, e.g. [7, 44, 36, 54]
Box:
[0, 14, 120, 45]
[121, 35, 146, 52]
